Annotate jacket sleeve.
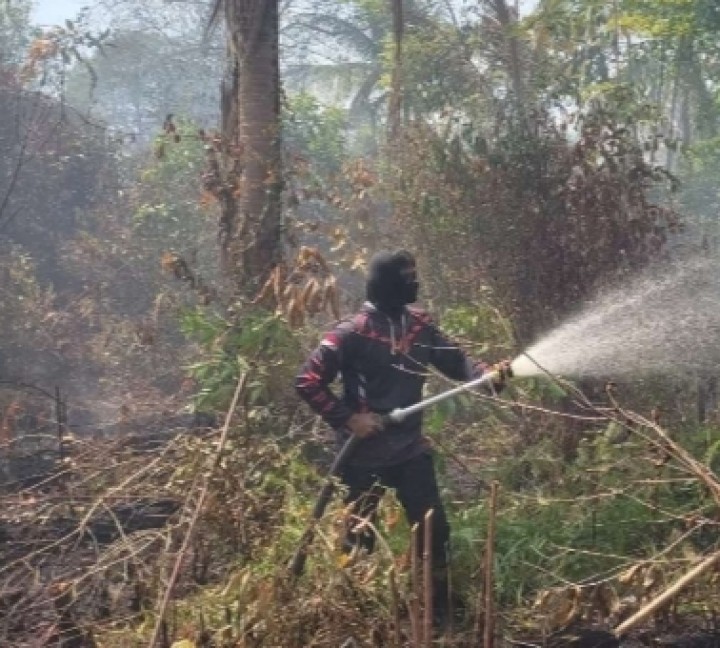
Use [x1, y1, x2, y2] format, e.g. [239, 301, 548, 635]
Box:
[419, 314, 486, 382]
[295, 321, 356, 430]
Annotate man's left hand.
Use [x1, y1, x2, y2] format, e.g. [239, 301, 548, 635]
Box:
[489, 359, 513, 391]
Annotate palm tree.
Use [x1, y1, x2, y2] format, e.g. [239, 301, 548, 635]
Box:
[212, 0, 282, 289]
[283, 1, 433, 138]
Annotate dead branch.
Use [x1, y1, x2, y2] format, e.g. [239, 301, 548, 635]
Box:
[147, 370, 249, 648]
[614, 548, 720, 637]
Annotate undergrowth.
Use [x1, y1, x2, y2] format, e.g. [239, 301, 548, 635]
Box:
[4, 305, 720, 647]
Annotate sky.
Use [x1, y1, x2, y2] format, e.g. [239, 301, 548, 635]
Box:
[31, 0, 95, 27]
[32, 0, 540, 27]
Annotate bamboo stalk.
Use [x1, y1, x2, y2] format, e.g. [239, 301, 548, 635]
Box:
[614, 549, 720, 637]
[55, 386, 64, 463]
[410, 523, 421, 647]
[389, 565, 401, 648]
[388, 0, 404, 141]
[484, 481, 499, 648]
[445, 546, 453, 643]
[423, 509, 434, 648]
[474, 581, 483, 641]
[148, 371, 249, 648]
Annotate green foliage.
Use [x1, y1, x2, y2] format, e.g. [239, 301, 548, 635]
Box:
[621, 0, 720, 39]
[0, 0, 31, 69]
[440, 303, 516, 355]
[121, 117, 220, 284]
[181, 307, 302, 411]
[382, 23, 477, 115]
[285, 91, 348, 176]
[0, 246, 51, 350]
[136, 121, 207, 231]
[444, 422, 716, 607]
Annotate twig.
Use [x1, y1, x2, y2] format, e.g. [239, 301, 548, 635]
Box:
[147, 371, 249, 648]
[484, 481, 499, 648]
[409, 523, 421, 647]
[0, 437, 181, 578]
[423, 509, 433, 648]
[624, 410, 720, 505]
[55, 386, 65, 464]
[614, 548, 720, 637]
[389, 566, 401, 648]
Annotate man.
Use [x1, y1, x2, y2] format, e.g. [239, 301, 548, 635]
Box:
[295, 249, 507, 626]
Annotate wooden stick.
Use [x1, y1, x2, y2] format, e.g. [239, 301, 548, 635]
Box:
[445, 544, 453, 642]
[423, 509, 434, 648]
[484, 481, 499, 648]
[409, 523, 421, 647]
[148, 371, 249, 648]
[389, 565, 401, 648]
[614, 548, 720, 637]
[474, 580, 484, 641]
[55, 386, 64, 463]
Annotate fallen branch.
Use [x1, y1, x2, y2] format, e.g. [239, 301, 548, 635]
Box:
[484, 481, 499, 648]
[614, 548, 720, 637]
[148, 371, 249, 648]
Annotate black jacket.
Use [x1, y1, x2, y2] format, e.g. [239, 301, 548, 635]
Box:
[295, 302, 481, 466]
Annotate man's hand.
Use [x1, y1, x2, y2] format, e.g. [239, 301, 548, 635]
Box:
[346, 412, 383, 438]
[477, 359, 513, 392]
[493, 359, 513, 384]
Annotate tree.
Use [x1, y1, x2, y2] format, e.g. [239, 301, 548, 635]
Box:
[214, 1, 283, 289]
[283, 1, 442, 148]
[0, 0, 32, 72]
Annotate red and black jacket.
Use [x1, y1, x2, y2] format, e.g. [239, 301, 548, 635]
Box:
[295, 302, 481, 467]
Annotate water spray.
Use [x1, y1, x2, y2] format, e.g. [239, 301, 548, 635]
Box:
[508, 257, 720, 379]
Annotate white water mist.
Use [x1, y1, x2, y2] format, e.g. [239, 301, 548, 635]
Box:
[511, 257, 720, 379]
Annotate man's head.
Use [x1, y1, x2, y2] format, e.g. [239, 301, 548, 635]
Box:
[366, 250, 419, 314]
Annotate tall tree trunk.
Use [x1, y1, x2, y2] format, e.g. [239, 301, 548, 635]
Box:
[220, 1, 282, 291]
[388, 0, 404, 142]
[492, 0, 527, 129]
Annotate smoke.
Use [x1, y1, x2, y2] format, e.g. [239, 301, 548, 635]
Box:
[511, 256, 720, 379]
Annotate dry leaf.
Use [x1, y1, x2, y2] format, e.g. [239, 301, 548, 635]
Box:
[534, 586, 581, 632]
[618, 563, 643, 586]
[590, 583, 620, 620]
[170, 641, 196, 648]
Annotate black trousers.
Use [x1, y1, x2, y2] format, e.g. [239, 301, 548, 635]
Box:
[340, 450, 450, 569]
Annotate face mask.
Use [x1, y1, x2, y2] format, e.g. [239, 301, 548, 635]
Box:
[366, 250, 420, 314]
[399, 266, 419, 304]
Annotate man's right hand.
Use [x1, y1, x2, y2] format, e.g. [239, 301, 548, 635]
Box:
[346, 412, 383, 438]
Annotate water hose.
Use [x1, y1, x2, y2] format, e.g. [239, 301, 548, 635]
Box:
[288, 367, 508, 579]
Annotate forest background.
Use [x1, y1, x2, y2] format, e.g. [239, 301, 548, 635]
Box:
[2, 0, 720, 646]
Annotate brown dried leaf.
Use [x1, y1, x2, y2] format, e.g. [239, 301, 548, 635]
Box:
[252, 274, 275, 306]
[281, 283, 299, 312]
[591, 583, 620, 620]
[534, 586, 581, 631]
[618, 563, 643, 587]
[642, 565, 663, 593]
[272, 264, 285, 303]
[287, 297, 305, 329]
[160, 250, 180, 274]
[303, 278, 323, 315]
[323, 276, 341, 320]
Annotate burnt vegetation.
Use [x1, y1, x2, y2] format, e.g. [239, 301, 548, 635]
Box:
[2, 0, 720, 646]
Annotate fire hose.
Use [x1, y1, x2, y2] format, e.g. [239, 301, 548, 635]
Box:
[288, 366, 511, 579]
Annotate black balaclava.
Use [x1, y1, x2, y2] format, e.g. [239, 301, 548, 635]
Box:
[366, 250, 419, 316]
